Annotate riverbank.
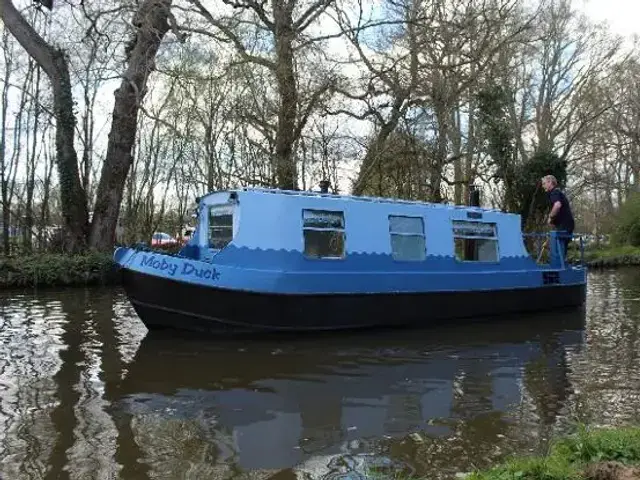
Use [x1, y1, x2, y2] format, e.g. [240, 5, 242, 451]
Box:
[462, 425, 640, 480]
[0, 253, 119, 289]
[576, 245, 640, 269]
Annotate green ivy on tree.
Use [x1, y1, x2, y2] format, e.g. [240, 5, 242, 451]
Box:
[476, 85, 568, 230]
[515, 151, 568, 230]
[477, 85, 517, 211]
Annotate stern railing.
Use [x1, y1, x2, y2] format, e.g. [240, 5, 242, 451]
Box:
[522, 231, 585, 268]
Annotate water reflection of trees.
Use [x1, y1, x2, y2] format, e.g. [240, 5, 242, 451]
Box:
[566, 270, 640, 426]
[0, 292, 66, 479]
[98, 291, 149, 480]
[391, 317, 584, 478]
[10, 276, 640, 479]
[0, 288, 147, 480]
[46, 289, 93, 480]
[132, 416, 225, 478]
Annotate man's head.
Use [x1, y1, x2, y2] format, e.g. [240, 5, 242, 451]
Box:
[541, 175, 557, 192]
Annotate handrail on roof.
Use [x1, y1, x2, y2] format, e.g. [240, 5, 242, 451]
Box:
[239, 186, 503, 213]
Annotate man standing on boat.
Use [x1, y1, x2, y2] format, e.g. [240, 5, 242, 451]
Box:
[541, 175, 575, 259]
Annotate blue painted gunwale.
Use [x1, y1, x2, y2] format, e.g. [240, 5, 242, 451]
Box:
[113, 187, 587, 295]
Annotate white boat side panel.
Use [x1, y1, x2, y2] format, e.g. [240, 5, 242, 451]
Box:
[226, 190, 529, 258]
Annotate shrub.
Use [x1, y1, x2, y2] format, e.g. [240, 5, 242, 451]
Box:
[0, 253, 118, 289]
[611, 192, 640, 246]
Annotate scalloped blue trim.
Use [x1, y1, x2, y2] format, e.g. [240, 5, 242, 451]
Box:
[210, 245, 538, 272]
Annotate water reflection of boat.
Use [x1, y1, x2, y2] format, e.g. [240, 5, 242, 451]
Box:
[113, 309, 586, 473]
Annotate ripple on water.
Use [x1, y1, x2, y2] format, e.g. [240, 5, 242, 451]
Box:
[0, 274, 640, 479]
[0, 294, 67, 479]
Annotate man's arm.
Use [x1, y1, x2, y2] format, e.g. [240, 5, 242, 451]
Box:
[548, 190, 562, 224]
[547, 190, 562, 224]
[548, 200, 562, 222]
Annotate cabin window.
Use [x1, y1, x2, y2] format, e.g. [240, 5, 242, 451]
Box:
[208, 205, 234, 250]
[302, 209, 345, 259]
[452, 220, 498, 262]
[389, 215, 426, 261]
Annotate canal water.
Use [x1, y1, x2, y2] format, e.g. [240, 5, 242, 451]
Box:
[1, 270, 640, 480]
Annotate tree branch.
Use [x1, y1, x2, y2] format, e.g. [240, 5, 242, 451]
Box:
[0, 0, 57, 78]
[221, 0, 274, 31]
[186, 0, 276, 70]
[294, 0, 333, 32]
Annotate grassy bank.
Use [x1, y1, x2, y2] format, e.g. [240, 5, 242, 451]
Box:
[465, 425, 640, 480]
[574, 245, 640, 269]
[0, 252, 119, 289]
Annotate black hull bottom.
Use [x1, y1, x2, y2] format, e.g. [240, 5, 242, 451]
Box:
[121, 269, 587, 334]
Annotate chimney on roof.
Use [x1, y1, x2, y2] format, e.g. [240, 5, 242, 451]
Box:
[468, 184, 481, 207]
[35, 0, 53, 10]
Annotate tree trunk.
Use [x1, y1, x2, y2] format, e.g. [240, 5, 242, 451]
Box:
[273, 0, 298, 190]
[352, 120, 397, 196]
[24, 64, 41, 254]
[430, 99, 449, 203]
[1, 0, 89, 252]
[352, 95, 407, 196]
[52, 52, 90, 250]
[451, 106, 463, 204]
[40, 144, 54, 250]
[1, 196, 9, 256]
[89, 0, 173, 251]
[464, 94, 476, 204]
[1, 32, 11, 256]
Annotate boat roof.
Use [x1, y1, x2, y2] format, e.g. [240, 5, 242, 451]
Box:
[200, 186, 507, 214]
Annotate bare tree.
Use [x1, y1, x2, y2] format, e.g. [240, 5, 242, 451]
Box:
[1, 0, 178, 251]
[1, 29, 14, 255]
[332, 0, 528, 201]
[23, 60, 42, 253]
[1, 0, 90, 251]
[89, 0, 178, 250]
[185, 0, 337, 189]
[330, 0, 421, 196]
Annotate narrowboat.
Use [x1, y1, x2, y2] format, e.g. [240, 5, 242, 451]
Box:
[113, 187, 587, 333]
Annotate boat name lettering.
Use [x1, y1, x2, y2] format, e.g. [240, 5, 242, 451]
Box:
[181, 262, 221, 280]
[140, 255, 220, 280]
[141, 255, 178, 276]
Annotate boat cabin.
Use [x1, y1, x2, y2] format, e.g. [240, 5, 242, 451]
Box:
[179, 188, 537, 271]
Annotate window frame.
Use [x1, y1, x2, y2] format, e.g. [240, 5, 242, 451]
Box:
[452, 220, 500, 263]
[388, 214, 426, 262]
[208, 204, 235, 251]
[302, 209, 346, 260]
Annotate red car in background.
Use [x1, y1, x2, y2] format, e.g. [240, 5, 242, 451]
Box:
[151, 232, 178, 246]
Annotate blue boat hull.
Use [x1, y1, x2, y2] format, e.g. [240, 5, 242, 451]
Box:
[121, 268, 587, 334]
